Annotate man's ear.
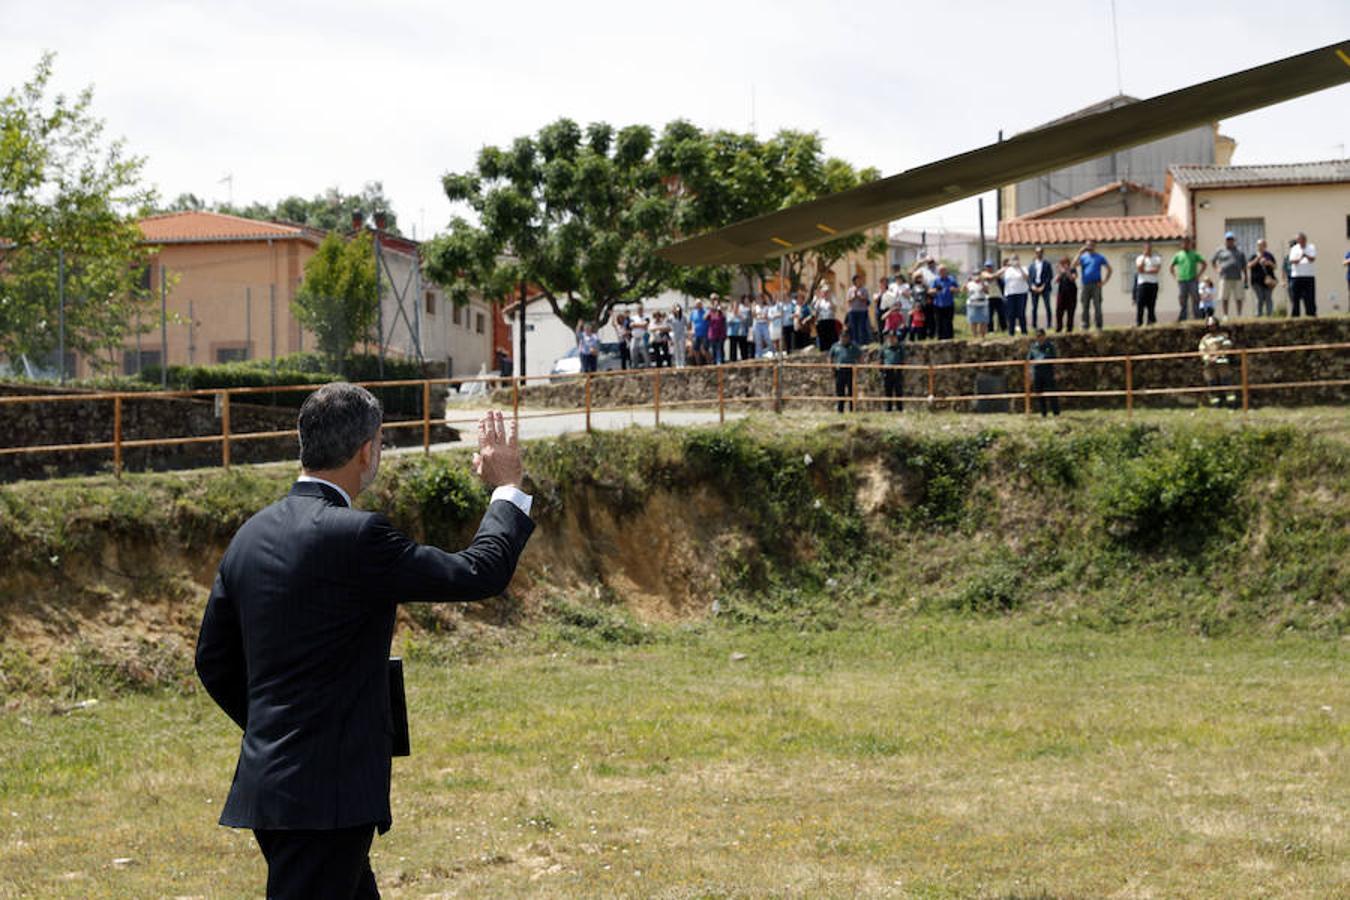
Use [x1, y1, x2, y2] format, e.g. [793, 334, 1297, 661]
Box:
[356, 438, 374, 469]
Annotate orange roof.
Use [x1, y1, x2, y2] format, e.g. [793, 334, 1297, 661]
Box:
[1017, 180, 1164, 220]
[138, 211, 321, 244]
[999, 215, 1186, 246]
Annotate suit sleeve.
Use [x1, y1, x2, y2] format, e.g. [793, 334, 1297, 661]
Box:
[195, 570, 249, 730]
[357, 500, 534, 603]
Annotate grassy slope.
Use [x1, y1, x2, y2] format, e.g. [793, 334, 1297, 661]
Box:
[1, 621, 1345, 898]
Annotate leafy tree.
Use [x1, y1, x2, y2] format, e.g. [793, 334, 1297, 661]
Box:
[215, 182, 402, 235]
[425, 119, 679, 331]
[291, 231, 378, 371]
[0, 54, 156, 371]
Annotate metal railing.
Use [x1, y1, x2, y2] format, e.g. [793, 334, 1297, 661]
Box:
[0, 341, 1346, 479]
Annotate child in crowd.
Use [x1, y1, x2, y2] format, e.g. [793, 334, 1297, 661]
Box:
[908, 300, 927, 340]
[1198, 278, 1216, 319]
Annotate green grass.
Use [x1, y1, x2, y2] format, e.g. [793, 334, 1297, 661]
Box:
[1, 618, 1346, 898]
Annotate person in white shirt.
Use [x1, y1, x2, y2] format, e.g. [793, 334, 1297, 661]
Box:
[628, 305, 650, 368]
[814, 287, 839, 352]
[1288, 232, 1318, 317]
[752, 295, 773, 358]
[995, 256, 1030, 335]
[767, 296, 784, 353]
[1134, 240, 1163, 326]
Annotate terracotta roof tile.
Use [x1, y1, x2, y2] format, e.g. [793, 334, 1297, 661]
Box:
[999, 215, 1186, 246]
[138, 211, 317, 243]
[1168, 159, 1350, 188]
[1017, 180, 1163, 220]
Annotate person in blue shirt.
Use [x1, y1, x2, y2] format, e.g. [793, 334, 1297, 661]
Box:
[1072, 240, 1112, 330]
[689, 299, 709, 365]
[828, 328, 861, 412]
[931, 265, 959, 340]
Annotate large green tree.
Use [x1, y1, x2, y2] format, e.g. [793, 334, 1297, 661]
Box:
[425, 119, 678, 331]
[291, 231, 378, 371]
[0, 54, 155, 372]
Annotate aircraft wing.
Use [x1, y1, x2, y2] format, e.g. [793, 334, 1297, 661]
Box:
[659, 40, 1350, 266]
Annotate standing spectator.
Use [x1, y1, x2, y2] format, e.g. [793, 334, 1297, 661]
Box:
[845, 274, 872, 345]
[1198, 316, 1236, 408]
[882, 293, 906, 339]
[829, 328, 860, 412]
[613, 309, 632, 369]
[1169, 236, 1207, 321]
[781, 290, 798, 352]
[911, 258, 942, 339]
[649, 310, 671, 368]
[979, 261, 1007, 334]
[964, 272, 989, 339]
[1344, 247, 1350, 300]
[1028, 246, 1054, 330]
[577, 322, 600, 373]
[752, 295, 773, 358]
[1055, 257, 1078, 333]
[1288, 232, 1318, 317]
[766, 292, 784, 355]
[1072, 240, 1112, 330]
[1247, 239, 1278, 318]
[872, 276, 889, 345]
[931, 265, 959, 340]
[1197, 278, 1216, 319]
[893, 278, 915, 341]
[794, 291, 815, 350]
[996, 255, 1030, 336]
[1135, 240, 1162, 326]
[628, 305, 651, 369]
[1211, 231, 1248, 317]
[1027, 328, 1060, 417]
[880, 330, 906, 412]
[689, 298, 709, 365]
[737, 301, 754, 359]
[908, 296, 927, 341]
[727, 297, 746, 362]
[814, 286, 839, 352]
[669, 305, 688, 368]
[707, 300, 727, 365]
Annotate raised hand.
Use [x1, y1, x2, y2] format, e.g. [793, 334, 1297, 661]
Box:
[472, 410, 523, 488]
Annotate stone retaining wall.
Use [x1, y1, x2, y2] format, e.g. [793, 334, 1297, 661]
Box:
[500, 318, 1350, 414]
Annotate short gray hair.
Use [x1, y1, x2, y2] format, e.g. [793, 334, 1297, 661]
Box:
[298, 382, 383, 470]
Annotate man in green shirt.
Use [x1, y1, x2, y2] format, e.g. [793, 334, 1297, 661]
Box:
[829, 329, 861, 412]
[880, 331, 906, 412]
[1169, 236, 1208, 321]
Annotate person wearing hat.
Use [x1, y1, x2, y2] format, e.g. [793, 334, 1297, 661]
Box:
[1211, 232, 1249, 318]
[1028, 246, 1055, 330]
[1198, 316, 1237, 408]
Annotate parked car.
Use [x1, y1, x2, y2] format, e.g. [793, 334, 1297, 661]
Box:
[550, 342, 624, 376]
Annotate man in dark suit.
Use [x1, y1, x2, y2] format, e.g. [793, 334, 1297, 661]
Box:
[1028, 246, 1055, 331]
[195, 383, 534, 899]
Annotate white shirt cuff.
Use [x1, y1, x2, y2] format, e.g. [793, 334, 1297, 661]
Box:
[491, 485, 533, 518]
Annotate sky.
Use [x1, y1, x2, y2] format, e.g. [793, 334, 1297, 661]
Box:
[3, 0, 1348, 240]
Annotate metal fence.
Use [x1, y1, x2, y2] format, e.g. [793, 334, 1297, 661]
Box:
[1, 341, 1347, 479]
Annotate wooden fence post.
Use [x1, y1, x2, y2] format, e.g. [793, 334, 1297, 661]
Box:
[585, 374, 593, 433]
[422, 381, 431, 455]
[717, 368, 725, 424]
[927, 363, 936, 407]
[1022, 359, 1032, 415]
[653, 369, 661, 427]
[1124, 355, 1134, 416]
[113, 395, 123, 479]
[1240, 349, 1250, 412]
[220, 392, 231, 469]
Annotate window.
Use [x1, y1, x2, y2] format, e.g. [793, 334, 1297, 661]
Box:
[452, 305, 462, 326]
[475, 312, 485, 334]
[425, 291, 436, 316]
[216, 347, 249, 364]
[1224, 218, 1265, 258]
[124, 349, 161, 375]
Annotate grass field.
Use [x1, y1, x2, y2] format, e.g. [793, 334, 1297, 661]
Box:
[2, 617, 1346, 898]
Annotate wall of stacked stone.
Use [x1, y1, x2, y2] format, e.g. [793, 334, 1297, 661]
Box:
[0, 385, 457, 481]
[502, 318, 1350, 413]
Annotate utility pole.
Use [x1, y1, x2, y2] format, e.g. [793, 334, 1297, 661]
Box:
[375, 231, 385, 378]
[978, 198, 987, 268]
[518, 280, 526, 378]
[188, 299, 196, 365]
[57, 249, 66, 384]
[160, 262, 168, 388]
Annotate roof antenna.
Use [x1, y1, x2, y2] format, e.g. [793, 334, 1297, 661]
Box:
[217, 173, 234, 207]
[1109, 0, 1125, 95]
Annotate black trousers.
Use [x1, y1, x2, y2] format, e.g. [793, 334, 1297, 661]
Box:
[834, 368, 853, 412]
[1291, 276, 1316, 317]
[254, 825, 379, 900]
[1136, 282, 1158, 325]
[883, 371, 904, 411]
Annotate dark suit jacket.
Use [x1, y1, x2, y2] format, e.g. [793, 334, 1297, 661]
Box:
[1029, 258, 1055, 291]
[195, 480, 533, 833]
